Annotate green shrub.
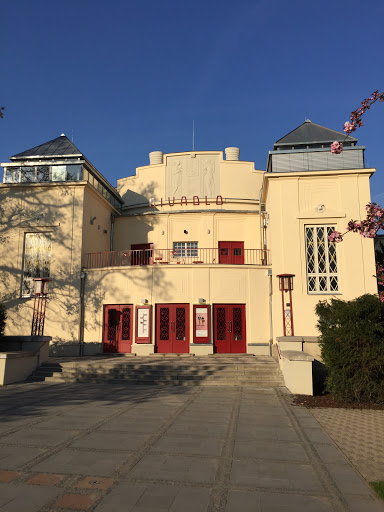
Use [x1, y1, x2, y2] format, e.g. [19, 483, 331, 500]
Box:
[316, 294, 384, 404]
[0, 302, 6, 338]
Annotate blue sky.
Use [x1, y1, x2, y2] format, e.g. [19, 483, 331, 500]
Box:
[1, 0, 384, 201]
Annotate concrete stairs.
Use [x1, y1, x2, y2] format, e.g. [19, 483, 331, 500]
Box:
[27, 354, 285, 387]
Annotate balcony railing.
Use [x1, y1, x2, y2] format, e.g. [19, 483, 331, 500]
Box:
[86, 248, 271, 269]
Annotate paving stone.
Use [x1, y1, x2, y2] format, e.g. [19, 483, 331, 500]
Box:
[93, 482, 211, 512]
[77, 476, 114, 490]
[36, 415, 99, 430]
[166, 421, 227, 438]
[99, 417, 166, 433]
[312, 443, 349, 465]
[0, 482, 61, 511]
[53, 493, 97, 510]
[234, 439, 309, 462]
[0, 427, 80, 447]
[230, 459, 324, 492]
[225, 490, 333, 512]
[325, 464, 375, 496]
[151, 434, 224, 456]
[237, 414, 292, 427]
[344, 495, 384, 512]
[31, 448, 130, 476]
[70, 431, 149, 451]
[26, 473, 65, 486]
[127, 453, 218, 484]
[302, 427, 333, 444]
[0, 446, 45, 469]
[0, 470, 21, 482]
[235, 424, 299, 442]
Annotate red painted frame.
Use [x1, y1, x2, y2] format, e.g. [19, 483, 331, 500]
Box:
[218, 242, 245, 264]
[213, 304, 246, 353]
[135, 305, 152, 344]
[103, 304, 134, 353]
[155, 304, 190, 353]
[193, 304, 210, 343]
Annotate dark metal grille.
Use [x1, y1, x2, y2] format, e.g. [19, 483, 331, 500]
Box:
[106, 309, 118, 352]
[216, 307, 226, 340]
[233, 307, 242, 340]
[160, 308, 169, 340]
[121, 308, 131, 340]
[176, 308, 185, 340]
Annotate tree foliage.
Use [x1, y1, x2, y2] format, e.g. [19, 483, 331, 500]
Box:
[316, 294, 384, 404]
[0, 302, 6, 338]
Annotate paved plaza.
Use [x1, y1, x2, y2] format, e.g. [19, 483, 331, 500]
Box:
[0, 382, 382, 511]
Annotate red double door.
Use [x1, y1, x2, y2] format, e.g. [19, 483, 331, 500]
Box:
[218, 242, 244, 264]
[103, 305, 133, 353]
[213, 304, 246, 353]
[156, 304, 189, 353]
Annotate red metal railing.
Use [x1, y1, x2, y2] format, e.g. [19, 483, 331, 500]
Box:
[86, 248, 271, 269]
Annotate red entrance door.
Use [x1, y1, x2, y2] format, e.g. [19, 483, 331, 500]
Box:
[213, 304, 246, 353]
[218, 242, 244, 264]
[156, 304, 189, 353]
[104, 305, 133, 353]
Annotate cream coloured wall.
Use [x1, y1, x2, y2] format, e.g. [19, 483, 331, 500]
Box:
[83, 265, 271, 353]
[81, 186, 117, 261]
[264, 169, 377, 339]
[113, 211, 262, 252]
[0, 182, 86, 345]
[117, 151, 264, 214]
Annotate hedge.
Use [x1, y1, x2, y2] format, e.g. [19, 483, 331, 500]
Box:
[316, 294, 384, 404]
[0, 302, 6, 338]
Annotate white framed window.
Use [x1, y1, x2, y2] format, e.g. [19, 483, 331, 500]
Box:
[305, 225, 338, 293]
[173, 242, 198, 257]
[22, 233, 52, 296]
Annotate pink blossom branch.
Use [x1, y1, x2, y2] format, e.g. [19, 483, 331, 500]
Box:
[331, 91, 384, 153]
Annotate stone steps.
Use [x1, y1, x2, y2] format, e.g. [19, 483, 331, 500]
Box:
[27, 355, 285, 387]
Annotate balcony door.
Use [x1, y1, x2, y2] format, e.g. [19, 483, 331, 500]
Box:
[131, 243, 153, 265]
[218, 242, 244, 264]
[104, 305, 133, 353]
[156, 304, 189, 353]
[213, 304, 246, 353]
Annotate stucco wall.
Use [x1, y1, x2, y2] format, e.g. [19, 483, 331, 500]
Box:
[265, 168, 377, 339]
[83, 265, 271, 352]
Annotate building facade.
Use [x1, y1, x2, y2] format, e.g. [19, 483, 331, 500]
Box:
[0, 122, 377, 357]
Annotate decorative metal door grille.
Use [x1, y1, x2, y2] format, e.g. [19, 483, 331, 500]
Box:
[305, 225, 338, 293]
[106, 309, 118, 352]
[175, 308, 185, 340]
[160, 308, 169, 340]
[233, 307, 242, 340]
[216, 307, 226, 340]
[121, 308, 131, 340]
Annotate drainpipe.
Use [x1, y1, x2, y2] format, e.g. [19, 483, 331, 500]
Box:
[268, 269, 273, 356]
[110, 214, 115, 252]
[79, 271, 86, 357]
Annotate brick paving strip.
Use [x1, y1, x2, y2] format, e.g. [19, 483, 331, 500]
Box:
[310, 408, 384, 483]
[0, 382, 383, 511]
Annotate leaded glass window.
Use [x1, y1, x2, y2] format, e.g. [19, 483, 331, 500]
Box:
[305, 226, 338, 293]
[22, 233, 52, 296]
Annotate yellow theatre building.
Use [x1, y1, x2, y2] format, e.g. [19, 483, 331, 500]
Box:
[0, 121, 378, 358]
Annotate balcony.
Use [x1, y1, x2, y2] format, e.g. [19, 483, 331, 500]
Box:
[85, 248, 270, 269]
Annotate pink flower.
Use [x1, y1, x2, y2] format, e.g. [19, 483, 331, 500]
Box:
[344, 121, 356, 134]
[328, 231, 343, 243]
[331, 141, 343, 154]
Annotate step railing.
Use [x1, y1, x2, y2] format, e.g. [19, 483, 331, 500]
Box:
[86, 248, 270, 269]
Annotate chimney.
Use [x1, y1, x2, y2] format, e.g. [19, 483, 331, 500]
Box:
[225, 147, 240, 161]
[149, 151, 163, 165]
